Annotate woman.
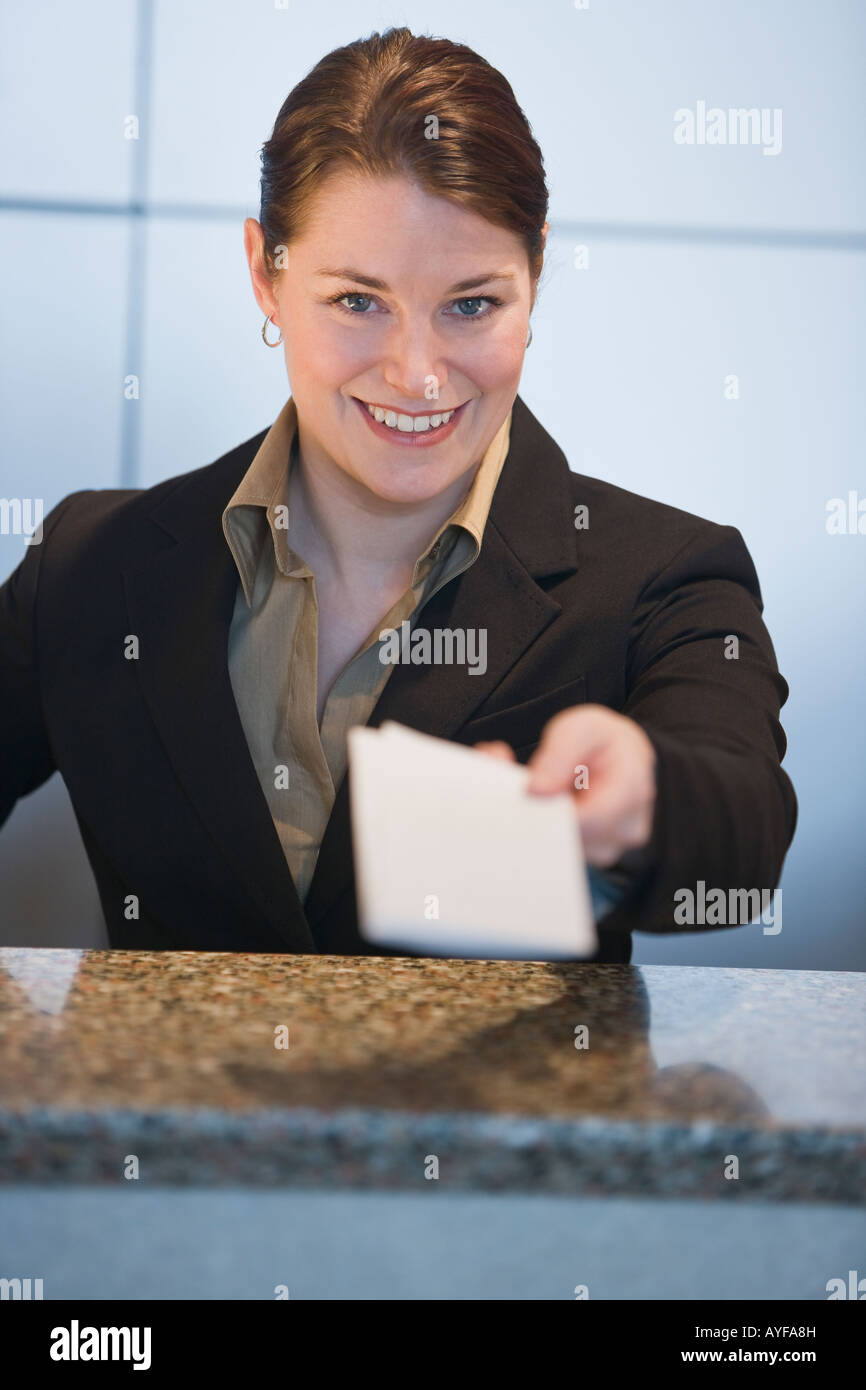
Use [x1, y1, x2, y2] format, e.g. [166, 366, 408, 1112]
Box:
[0, 27, 796, 962]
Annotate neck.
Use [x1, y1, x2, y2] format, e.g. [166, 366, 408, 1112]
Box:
[287, 423, 480, 588]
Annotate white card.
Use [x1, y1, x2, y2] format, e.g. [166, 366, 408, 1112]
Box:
[347, 720, 597, 959]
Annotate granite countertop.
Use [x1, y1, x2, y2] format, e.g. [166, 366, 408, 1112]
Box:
[0, 949, 863, 1202]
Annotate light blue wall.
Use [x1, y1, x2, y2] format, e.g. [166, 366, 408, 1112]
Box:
[1, 0, 864, 965]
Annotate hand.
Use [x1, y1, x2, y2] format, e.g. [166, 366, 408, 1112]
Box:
[475, 704, 658, 869]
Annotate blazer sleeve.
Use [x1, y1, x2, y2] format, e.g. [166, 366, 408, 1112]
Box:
[607, 518, 797, 934]
[0, 492, 85, 828]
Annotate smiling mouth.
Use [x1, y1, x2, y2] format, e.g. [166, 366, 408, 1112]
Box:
[353, 397, 466, 434]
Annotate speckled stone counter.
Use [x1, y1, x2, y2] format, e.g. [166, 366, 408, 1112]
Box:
[0, 949, 863, 1203]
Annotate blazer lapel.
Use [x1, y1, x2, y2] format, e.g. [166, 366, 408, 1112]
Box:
[123, 442, 317, 954]
[303, 393, 581, 938]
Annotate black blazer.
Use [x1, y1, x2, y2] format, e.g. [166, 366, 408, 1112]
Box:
[0, 394, 796, 962]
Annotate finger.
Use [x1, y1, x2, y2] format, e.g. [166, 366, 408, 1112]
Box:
[526, 707, 610, 793]
[583, 838, 627, 869]
[576, 781, 654, 842]
[579, 799, 654, 866]
[474, 740, 516, 762]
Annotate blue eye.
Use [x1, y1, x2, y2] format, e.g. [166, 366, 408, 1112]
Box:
[453, 297, 492, 317]
[334, 292, 374, 314]
[327, 290, 503, 320]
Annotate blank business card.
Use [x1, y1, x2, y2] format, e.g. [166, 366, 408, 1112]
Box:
[347, 720, 597, 959]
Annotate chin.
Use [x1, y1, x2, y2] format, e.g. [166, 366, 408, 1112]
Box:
[357, 468, 454, 505]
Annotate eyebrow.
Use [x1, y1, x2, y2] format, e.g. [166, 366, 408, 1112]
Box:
[314, 267, 517, 294]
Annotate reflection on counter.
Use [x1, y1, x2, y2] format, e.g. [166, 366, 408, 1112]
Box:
[0, 949, 863, 1202]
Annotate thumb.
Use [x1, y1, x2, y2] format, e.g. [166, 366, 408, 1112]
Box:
[526, 725, 579, 793]
[527, 708, 606, 794]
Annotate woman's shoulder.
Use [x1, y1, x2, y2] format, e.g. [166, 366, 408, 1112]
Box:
[511, 394, 735, 570]
[565, 464, 756, 591]
[38, 425, 272, 562]
[567, 464, 729, 546]
[561, 464, 761, 606]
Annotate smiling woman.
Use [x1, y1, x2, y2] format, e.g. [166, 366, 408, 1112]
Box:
[247, 92, 540, 507]
[0, 25, 796, 963]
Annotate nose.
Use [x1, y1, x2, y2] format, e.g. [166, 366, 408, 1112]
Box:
[381, 316, 449, 406]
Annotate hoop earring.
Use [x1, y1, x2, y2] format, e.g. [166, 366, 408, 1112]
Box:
[262, 315, 283, 348]
[526, 324, 533, 348]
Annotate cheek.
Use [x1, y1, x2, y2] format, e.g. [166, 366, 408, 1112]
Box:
[284, 304, 525, 392]
[279, 290, 361, 384]
[287, 324, 367, 388]
[458, 325, 525, 388]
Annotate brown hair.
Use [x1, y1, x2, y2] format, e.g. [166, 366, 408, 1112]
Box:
[258, 26, 548, 288]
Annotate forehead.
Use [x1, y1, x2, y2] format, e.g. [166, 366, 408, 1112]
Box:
[291, 168, 527, 283]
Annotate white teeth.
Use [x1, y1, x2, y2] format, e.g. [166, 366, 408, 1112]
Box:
[364, 402, 456, 432]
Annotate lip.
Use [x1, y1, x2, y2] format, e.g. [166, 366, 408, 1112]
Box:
[352, 396, 469, 447]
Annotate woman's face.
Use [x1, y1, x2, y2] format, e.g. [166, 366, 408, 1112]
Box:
[246, 170, 541, 508]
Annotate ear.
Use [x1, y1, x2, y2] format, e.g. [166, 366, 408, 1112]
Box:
[244, 218, 280, 321]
